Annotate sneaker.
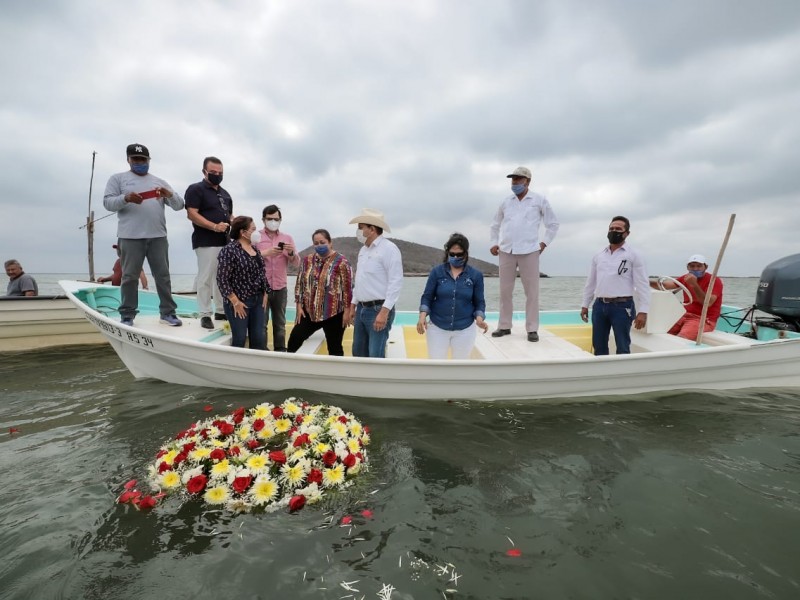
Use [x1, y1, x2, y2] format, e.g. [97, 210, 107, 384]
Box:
[214, 312, 227, 321]
[160, 314, 183, 327]
[491, 329, 511, 338]
[121, 318, 134, 327]
[527, 331, 539, 342]
[200, 316, 214, 330]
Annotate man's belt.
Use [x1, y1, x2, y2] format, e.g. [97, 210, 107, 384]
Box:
[359, 299, 385, 308]
[597, 296, 633, 303]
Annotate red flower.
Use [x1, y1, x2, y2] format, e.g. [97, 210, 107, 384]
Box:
[253, 418, 265, 432]
[203, 404, 213, 412]
[341, 515, 352, 525]
[156, 449, 167, 459]
[288, 495, 306, 512]
[186, 474, 208, 494]
[288, 426, 297, 436]
[271, 407, 284, 419]
[338, 415, 348, 424]
[293, 433, 310, 447]
[118, 490, 141, 504]
[361, 509, 373, 519]
[124, 479, 137, 490]
[182, 441, 196, 453]
[218, 422, 234, 436]
[322, 450, 337, 467]
[247, 439, 260, 450]
[506, 548, 522, 557]
[199, 428, 209, 439]
[9, 427, 20, 434]
[137, 495, 157, 510]
[343, 454, 356, 468]
[295, 415, 304, 425]
[158, 461, 171, 473]
[269, 450, 287, 464]
[232, 407, 246, 424]
[232, 475, 253, 494]
[364, 426, 371, 434]
[307, 468, 323, 484]
[173, 452, 187, 466]
[209, 448, 226, 461]
[229, 446, 241, 456]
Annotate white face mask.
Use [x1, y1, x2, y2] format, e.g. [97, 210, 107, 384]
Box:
[356, 229, 367, 244]
[265, 219, 280, 232]
[249, 230, 262, 245]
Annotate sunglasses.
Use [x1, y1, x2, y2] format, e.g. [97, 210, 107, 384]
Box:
[448, 252, 465, 258]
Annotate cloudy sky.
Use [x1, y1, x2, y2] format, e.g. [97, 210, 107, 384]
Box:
[3, 0, 799, 278]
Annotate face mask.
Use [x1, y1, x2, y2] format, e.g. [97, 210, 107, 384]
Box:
[131, 163, 149, 175]
[511, 183, 526, 195]
[248, 230, 261, 245]
[265, 219, 280, 232]
[315, 245, 328, 256]
[206, 172, 223, 186]
[607, 231, 625, 245]
[448, 256, 466, 268]
[689, 269, 705, 278]
[356, 229, 367, 244]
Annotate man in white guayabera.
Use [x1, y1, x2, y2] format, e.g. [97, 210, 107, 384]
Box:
[103, 143, 185, 327]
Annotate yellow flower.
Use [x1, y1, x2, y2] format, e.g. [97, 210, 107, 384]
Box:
[162, 449, 179, 465]
[289, 448, 306, 463]
[283, 401, 301, 415]
[349, 422, 362, 437]
[250, 478, 278, 504]
[361, 433, 371, 446]
[189, 447, 212, 461]
[315, 442, 331, 455]
[282, 463, 307, 486]
[237, 426, 251, 441]
[204, 486, 230, 504]
[347, 438, 361, 454]
[330, 421, 348, 438]
[211, 439, 226, 448]
[253, 404, 271, 419]
[322, 464, 345, 487]
[211, 459, 230, 478]
[246, 454, 268, 471]
[257, 426, 276, 440]
[274, 418, 292, 433]
[160, 471, 181, 489]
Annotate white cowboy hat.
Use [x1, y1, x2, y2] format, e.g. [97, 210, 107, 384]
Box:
[348, 208, 391, 232]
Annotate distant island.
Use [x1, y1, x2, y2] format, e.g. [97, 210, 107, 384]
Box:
[296, 237, 549, 277]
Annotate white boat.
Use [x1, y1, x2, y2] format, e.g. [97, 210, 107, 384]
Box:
[0, 295, 104, 352]
[58, 274, 800, 401]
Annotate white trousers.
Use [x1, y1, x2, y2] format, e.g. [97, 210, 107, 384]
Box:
[426, 322, 477, 359]
[498, 250, 540, 332]
[195, 246, 223, 317]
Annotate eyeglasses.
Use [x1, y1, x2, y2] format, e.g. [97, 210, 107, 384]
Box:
[448, 252, 465, 258]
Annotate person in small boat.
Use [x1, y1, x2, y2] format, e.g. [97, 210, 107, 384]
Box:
[287, 229, 353, 356]
[580, 216, 650, 355]
[489, 166, 560, 342]
[216, 216, 270, 350]
[254, 205, 301, 352]
[345, 208, 403, 358]
[650, 254, 724, 340]
[417, 233, 488, 359]
[4, 260, 38, 297]
[97, 244, 148, 289]
[103, 143, 185, 327]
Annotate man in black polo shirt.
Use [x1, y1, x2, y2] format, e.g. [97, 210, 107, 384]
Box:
[185, 156, 233, 329]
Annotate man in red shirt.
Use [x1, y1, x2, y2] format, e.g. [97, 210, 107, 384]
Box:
[653, 254, 723, 340]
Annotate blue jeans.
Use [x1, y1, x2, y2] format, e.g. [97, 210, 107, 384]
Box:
[352, 305, 395, 358]
[591, 298, 635, 355]
[224, 294, 266, 350]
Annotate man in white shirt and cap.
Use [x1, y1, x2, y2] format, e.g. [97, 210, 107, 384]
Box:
[490, 166, 560, 342]
[344, 208, 403, 358]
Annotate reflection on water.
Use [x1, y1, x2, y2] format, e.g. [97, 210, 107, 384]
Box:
[1, 346, 799, 598]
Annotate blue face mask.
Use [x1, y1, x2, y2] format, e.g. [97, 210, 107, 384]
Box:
[448, 256, 466, 268]
[689, 269, 705, 278]
[131, 163, 149, 175]
[315, 245, 328, 256]
[511, 183, 526, 195]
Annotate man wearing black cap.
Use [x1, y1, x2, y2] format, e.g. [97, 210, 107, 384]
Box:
[103, 143, 185, 327]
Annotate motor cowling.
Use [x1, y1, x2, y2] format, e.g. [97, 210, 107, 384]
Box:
[755, 253, 800, 326]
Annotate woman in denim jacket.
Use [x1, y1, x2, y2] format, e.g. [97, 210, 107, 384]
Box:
[417, 233, 488, 359]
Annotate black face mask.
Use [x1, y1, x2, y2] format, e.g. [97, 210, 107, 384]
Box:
[607, 230, 625, 244]
[206, 172, 223, 186]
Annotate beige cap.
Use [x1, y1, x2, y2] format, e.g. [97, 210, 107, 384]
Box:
[506, 166, 532, 179]
[687, 254, 708, 265]
[349, 208, 391, 232]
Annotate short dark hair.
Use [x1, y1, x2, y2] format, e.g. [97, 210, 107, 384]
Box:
[4, 259, 21, 269]
[230, 216, 253, 240]
[610, 215, 630, 231]
[312, 228, 331, 243]
[262, 204, 282, 219]
[442, 232, 470, 264]
[203, 156, 222, 171]
[360, 223, 383, 236]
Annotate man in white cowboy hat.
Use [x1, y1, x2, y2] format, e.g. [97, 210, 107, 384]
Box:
[489, 166, 560, 342]
[344, 208, 403, 358]
[649, 253, 724, 340]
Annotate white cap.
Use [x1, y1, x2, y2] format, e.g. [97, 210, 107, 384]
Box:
[687, 254, 707, 265]
[506, 166, 532, 179]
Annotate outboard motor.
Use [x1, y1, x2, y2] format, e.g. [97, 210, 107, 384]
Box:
[755, 253, 800, 332]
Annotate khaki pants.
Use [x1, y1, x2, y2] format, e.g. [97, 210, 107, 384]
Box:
[498, 250, 540, 333]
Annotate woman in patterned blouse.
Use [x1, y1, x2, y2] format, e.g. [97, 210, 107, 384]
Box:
[287, 229, 353, 356]
[216, 216, 270, 349]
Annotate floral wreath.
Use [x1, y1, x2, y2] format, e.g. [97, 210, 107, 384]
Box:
[118, 399, 370, 513]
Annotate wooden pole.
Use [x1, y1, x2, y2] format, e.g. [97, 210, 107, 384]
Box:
[87, 151, 97, 281]
[695, 214, 736, 345]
